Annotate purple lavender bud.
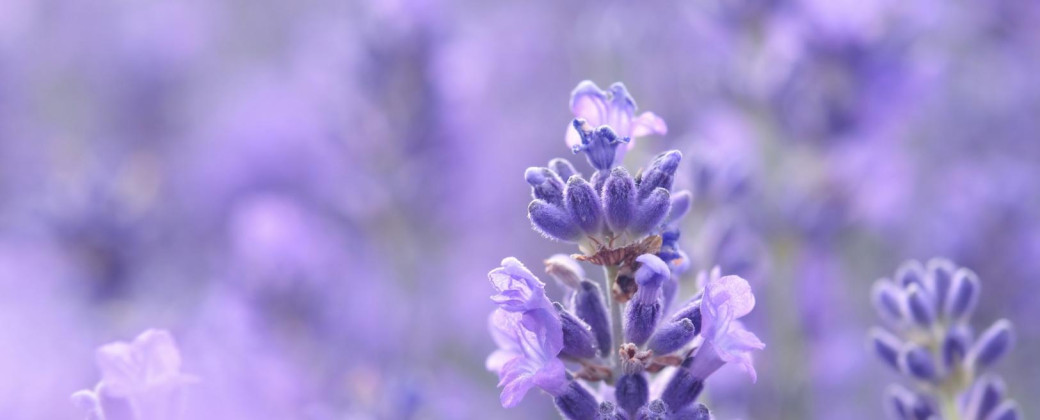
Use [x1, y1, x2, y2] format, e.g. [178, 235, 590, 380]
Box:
[554, 302, 598, 359]
[885, 385, 934, 420]
[624, 301, 661, 347]
[670, 302, 702, 327]
[883, 386, 911, 420]
[575, 280, 612, 357]
[528, 200, 582, 242]
[966, 375, 1006, 420]
[945, 268, 980, 321]
[571, 119, 629, 171]
[648, 318, 698, 354]
[615, 373, 649, 417]
[904, 284, 936, 327]
[636, 150, 682, 202]
[564, 176, 604, 235]
[636, 399, 668, 420]
[871, 279, 905, 324]
[629, 188, 670, 236]
[868, 328, 903, 372]
[624, 255, 669, 345]
[969, 319, 1014, 370]
[603, 167, 637, 233]
[549, 158, 580, 182]
[987, 401, 1021, 420]
[672, 404, 711, 420]
[925, 258, 956, 313]
[895, 260, 927, 290]
[661, 357, 704, 412]
[941, 325, 971, 370]
[664, 190, 693, 226]
[545, 254, 585, 290]
[899, 344, 938, 381]
[525, 167, 566, 206]
[553, 381, 600, 420]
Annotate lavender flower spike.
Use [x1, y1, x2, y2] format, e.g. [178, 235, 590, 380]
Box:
[72, 329, 196, 420]
[566, 81, 667, 164]
[869, 259, 1021, 420]
[488, 80, 752, 418]
[687, 273, 764, 382]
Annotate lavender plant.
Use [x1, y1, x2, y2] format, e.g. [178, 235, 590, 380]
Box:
[486, 81, 765, 419]
[869, 259, 1021, 420]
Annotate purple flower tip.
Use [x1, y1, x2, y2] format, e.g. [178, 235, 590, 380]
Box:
[635, 254, 670, 287]
[566, 80, 667, 162]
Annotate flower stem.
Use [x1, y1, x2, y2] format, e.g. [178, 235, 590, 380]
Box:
[603, 265, 624, 383]
[939, 390, 960, 420]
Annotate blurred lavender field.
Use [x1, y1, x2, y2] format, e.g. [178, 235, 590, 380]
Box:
[1, 0, 1038, 418]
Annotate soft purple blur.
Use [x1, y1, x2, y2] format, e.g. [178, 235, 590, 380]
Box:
[1, 0, 1038, 418]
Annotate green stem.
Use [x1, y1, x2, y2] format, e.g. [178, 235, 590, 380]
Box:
[603, 265, 624, 383]
[939, 390, 960, 420]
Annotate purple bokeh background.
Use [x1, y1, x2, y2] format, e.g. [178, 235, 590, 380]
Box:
[1, 0, 1038, 418]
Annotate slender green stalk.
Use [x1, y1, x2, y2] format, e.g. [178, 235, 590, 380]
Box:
[603, 265, 624, 383]
[938, 391, 960, 420]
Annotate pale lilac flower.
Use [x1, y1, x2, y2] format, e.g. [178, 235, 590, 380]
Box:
[489, 257, 554, 313]
[691, 274, 765, 382]
[486, 258, 568, 408]
[72, 329, 196, 420]
[486, 309, 523, 373]
[487, 308, 567, 407]
[565, 81, 668, 163]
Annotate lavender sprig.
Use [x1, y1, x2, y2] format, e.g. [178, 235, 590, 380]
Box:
[487, 81, 765, 419]
[869, 258, 1021, 420]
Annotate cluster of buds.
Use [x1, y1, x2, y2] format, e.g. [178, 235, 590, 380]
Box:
[869, 258, 1020, 420]
[487, 81, 764, 419]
